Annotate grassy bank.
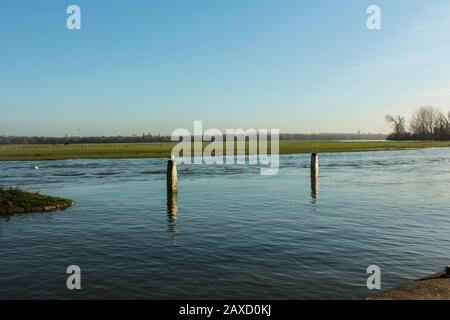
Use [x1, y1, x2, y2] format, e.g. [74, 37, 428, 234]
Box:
[0, 140, 449, 161]
[0, 188, 74, 215]
[368, 268, 450, 300]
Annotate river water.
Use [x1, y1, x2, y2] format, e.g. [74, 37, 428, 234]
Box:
[0, 148, 449, 299]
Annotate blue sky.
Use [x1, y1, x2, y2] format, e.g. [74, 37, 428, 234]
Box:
[1, 0, 450, 136]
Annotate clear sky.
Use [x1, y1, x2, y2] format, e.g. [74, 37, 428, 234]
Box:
[1, 0, 450, 136]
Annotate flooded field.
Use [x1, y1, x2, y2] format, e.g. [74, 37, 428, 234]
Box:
[1, 148, 449, 299]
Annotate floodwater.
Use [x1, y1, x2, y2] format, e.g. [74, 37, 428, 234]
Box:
[0, 148, 449, 299]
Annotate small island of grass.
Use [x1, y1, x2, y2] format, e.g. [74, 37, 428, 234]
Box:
[0, 188, 74, 215]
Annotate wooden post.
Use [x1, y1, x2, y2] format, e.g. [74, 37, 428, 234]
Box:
[167, 159, 178, 235]
[311, 153, 319, 198]
[167, 159, 178, 194]
[311, 153, 319, 177]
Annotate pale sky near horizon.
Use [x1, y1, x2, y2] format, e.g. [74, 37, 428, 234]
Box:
[1, 0, 450, 136]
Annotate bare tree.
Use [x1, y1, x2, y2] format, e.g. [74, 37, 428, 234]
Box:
[434, 111, 450, 138]
[385, 107, 449, 140]
[385, 114, 407, 136]
[409, 106, 441, 138]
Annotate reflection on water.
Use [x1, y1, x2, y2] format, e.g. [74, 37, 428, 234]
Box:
[311, 173, 319, 201]
[310, 153, 319, 202]
[167, 192, 178, 234]
[1, 148, 450, 299]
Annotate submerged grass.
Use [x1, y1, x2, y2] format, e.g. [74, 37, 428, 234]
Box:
[0, 140, 449, 161]
[0, 188, 74, 215]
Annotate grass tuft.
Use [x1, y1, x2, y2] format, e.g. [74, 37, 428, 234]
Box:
[0, 187, 74, 215]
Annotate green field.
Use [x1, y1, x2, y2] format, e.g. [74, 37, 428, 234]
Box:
[0, 140, 449, 161]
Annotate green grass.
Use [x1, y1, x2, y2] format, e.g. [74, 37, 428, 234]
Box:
[0, 188, 74, 215]
[278, 140, 450, 154]
[0, 141, 449, 161]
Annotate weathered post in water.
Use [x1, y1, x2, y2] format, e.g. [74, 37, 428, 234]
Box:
[311, 153, 319, 198]
[167, 159, 178, 194]
[311, 153, 319, 177]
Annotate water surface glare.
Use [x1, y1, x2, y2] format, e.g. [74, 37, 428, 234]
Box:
[0, 148, 449, 299]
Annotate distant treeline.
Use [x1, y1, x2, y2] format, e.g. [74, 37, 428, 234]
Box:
[386, 106, 450, 140]
[0, 133, 386, 145]
[0, 134, 171, 145]
[278, 133, 386, 140]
